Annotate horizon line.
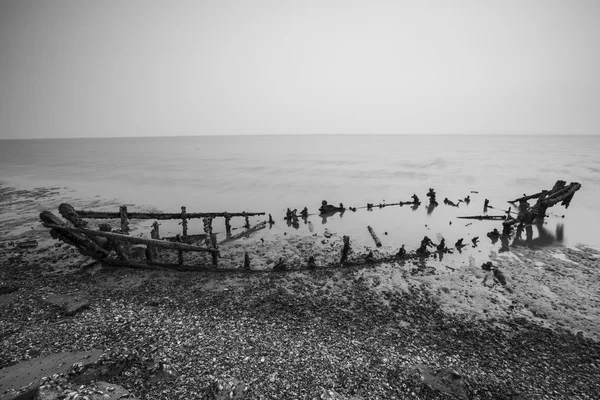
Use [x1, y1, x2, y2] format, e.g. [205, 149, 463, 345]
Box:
[1, 132, 599, 140]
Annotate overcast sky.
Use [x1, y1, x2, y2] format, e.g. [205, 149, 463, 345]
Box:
[0, 0, 598, 139]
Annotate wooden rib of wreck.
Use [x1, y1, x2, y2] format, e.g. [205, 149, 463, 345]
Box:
[40, 203, 265, 272]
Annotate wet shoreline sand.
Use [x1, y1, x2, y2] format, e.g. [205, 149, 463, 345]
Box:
[1, 184, 599, 399]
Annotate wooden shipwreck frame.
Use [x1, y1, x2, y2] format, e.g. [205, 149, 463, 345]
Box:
[40, 204, 265, 271]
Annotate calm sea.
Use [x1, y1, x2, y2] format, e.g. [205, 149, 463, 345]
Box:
[1, 135, 599, 254]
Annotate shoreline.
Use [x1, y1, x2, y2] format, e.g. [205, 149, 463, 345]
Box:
[1, 184, 600, 399]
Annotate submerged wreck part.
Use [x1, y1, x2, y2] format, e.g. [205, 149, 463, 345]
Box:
[504, 181, 582, 228]
[367, 225, 382, 248]
[319, 200, 345, 213]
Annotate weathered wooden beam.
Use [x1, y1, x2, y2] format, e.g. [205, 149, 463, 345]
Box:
[220, 221, 267, 244]
[367, 226, 382, 247]
[457, 215, 507, 220]
[40, 211, 109, 259]
[42, 223, 219, 253]
[508, 192, 543, 204]
[74, 210, 265, 220]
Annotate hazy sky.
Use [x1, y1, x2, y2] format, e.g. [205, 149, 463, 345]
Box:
[0, 0, 599, 139]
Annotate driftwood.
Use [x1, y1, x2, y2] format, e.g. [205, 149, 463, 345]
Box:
[40, 211, 109, 259]
[74, 210, 265, 220]
[42, 223, 218, 253]
[367, 226, 382, 247]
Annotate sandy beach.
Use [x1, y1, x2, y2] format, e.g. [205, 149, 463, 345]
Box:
[1, 183, 599, 400]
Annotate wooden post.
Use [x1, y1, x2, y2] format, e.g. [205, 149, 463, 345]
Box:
[176, 234, 184, 267]
[224, 213, 232, 239]
[119, 206, 130, 234]
[203, 217, 218, 267]
[340, 236, 350, 264]
[367, 226, 382, 248]
[149, 221, 160, 258]
[151, 221, 160, 239]
[243, 252, 250, 269]
[181, 206, 188, 239]
[119, 205, 131, 255]
[243, 212, 250, 229]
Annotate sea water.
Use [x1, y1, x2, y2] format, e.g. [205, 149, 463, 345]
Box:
[1, 135, 599, 256]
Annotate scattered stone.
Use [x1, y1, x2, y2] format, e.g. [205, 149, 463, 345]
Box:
[412, 365, 468, 400]
[323, 229, 332, 238]
[209, 377, 247, 400]
[148, 360, 179, 383]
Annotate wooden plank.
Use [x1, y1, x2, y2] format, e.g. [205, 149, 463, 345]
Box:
[42, 223, 219, 253]
[74, 210, 265, 220]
